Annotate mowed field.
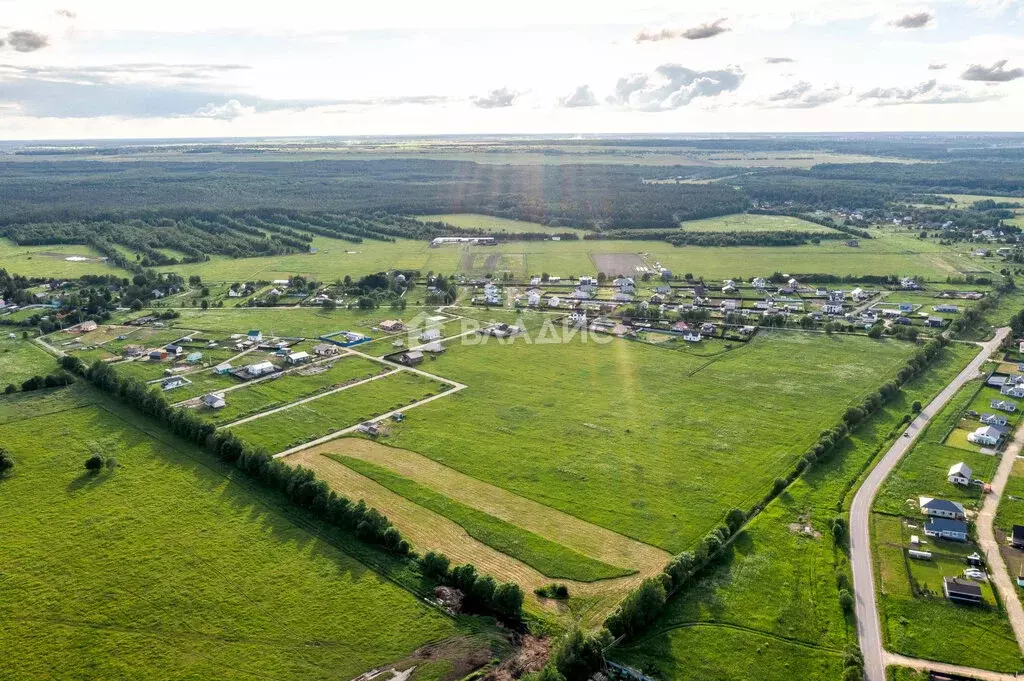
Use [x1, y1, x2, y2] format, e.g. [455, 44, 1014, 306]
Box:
[678, 213, 837, 233]
[611, 342, 983, 681]
[0, 239, 123, 278]
[0, 337, 55, 385]
[415, 213, 590, 236]
[377, 330, 916, 553]
[230, 370, 449, 453]
[144, 226, 979, 283]
[0, 387, 488, 681]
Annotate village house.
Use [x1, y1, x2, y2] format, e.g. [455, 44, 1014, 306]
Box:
[919, 496, 966, 519]
[245, 361, 276, 378]
[569, 311, 588, 326]
[823, 302, 844, 315]
[400, 350, 424, 366]
[1002, 384, 1024, 399]
[968, 425, 1003, 446]
[248, 330, 263, 343]
[751, 277, 767, 290]
[528, 292, 542, 307]
[682, 331, 702, 342]
[379, 320, 404, 333]
[700, 322, 716, 335]
[850, 287, 866, 301]
[149, 349, 168, 361]
[926, 317, 944, 328]
[420, 329, 442, 343]
[992, 399, 1017, 413]
[943, 577, 983, 605]
[933, 304, 959, 313]
[286, 351, 311, 365]
[420, 341, 445, 354]
[70, 320, 98, 333]
[227, 288, 242, 298]
[981, 413, 1008, 426]
[548, 296, 560, 308]
[947, 462, 972, 486]
[151, 289, 165, 299]
[161, 376, 189, 391]
[925, 517, 969, 542]
[214, 362, 232, 374]
[165, 344, 183, 357]
[202, 393, 226, 409]
[722, 280, 737, 294]
[313, 343, 340, 357]
[186, 352, 203, 364]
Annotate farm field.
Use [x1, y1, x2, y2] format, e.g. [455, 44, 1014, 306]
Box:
[0, 337, 56, 385]
[611, 342, 982, 680]
[0, 239, 123, 277]
[375, 330, 917, 553]
[193, 355, 386, 424]
[415, 213, 590, 235]
[290, 438, 670, 624]
[679, 213, 837, 233]
[170, 306, 397, 339]
[0, 386, 492, 681]
[230, 370, 449, 452]
[141, 229, 980, 284]
[329, 454, 634, 582]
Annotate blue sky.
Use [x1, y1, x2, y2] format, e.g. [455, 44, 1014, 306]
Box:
[0, 0, 1022, 139]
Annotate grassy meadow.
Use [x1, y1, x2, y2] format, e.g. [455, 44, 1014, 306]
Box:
[611, 342, 982, 680]
[381, 329, 916, 553]
[230, 370, 449, 452]
[0, 337, 56, 385]
[679, 213, 837, 233]
[0, 386, 490, 681]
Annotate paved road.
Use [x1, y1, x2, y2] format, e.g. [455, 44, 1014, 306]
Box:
[851, 327, 1009, 681]
[977, 419, 1024, 652]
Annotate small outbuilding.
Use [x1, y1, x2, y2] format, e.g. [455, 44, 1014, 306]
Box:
[202, 393, 226, 409]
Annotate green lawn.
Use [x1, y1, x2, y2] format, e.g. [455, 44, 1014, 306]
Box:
[0, 337, 56, 385]
[231, 371, 448, 453]
[609, 342, 981, 680]
[0, 386, 488, 681]
[415, 213, 590, 236]
[199, 356, 385, 424]
[330, 454, 634, 582]
[0, 239, 123, 277]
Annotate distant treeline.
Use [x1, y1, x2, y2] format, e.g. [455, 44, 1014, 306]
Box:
[0, 160, 750, 228]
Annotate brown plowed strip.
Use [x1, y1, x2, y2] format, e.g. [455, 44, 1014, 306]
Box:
[301, 438, 670, 573]
[287, 449, 666, 624]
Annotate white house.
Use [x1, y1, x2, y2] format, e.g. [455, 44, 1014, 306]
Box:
[850, 287, 866, 301]
[245, 361, 276, 378]
[947, 462, 972, 486]
[1002, 384, 1024, 399]
[968, 425, 1002, 446]
[981, 413, 1008, 426]
[528, 292, 542, 307]
[420, 329, 442, 342]
[247, 330, 263, 342]
[823, 303, 844, 315]
[919, 496, 966, 519]
[286, 351, 311, 365]
[682, 331, 702, 342]
[752, 277, 767, 290]
[228, 288, 242, 298]
[548, 296, 561, 308]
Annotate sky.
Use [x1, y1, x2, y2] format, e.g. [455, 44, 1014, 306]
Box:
[0, 0, 1022, 139]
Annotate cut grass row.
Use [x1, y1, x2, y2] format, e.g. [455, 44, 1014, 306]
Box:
[327, 453, 634, 582]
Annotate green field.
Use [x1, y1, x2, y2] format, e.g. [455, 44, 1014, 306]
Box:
[415, 213, 589, 235]
[380, 329, 916, 553]
[231, 370, 448, 453]
[0, 337, 55, 385]
[611, 342, 981, 679]
[0, 239, 123, 278]
[169, 306, 396, 339]
[679, 213, 838, 233]
[197, 355, 385, 424]
[143, 228, 978, 284]
[330, 454, 633, 582]
[0, 386, 490, 680]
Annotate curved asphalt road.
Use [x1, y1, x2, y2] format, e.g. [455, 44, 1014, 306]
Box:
[850, 327, 1010, 681]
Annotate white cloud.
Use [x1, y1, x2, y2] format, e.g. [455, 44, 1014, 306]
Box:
[193, 99, 254, 120]
[607, 64, 744, 111]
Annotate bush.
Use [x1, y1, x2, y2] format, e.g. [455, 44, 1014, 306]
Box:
[911, 400, 922, 413]
[551, 627, 608, 681]
[0, 447, 14, 475]
[420, 551, 451, 578]
[535, 583, 570, 599]
[84, 453, 105, 472]
[838, 588, 854, 612]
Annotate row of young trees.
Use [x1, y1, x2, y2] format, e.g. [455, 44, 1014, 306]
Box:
[5, 372, 74, 395]
[601, 335, 950, 648]
[58, 355, 526, 622]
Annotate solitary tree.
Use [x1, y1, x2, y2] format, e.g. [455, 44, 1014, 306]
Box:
[0, 447, 14, 476]
[85, 453, 105, 472]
